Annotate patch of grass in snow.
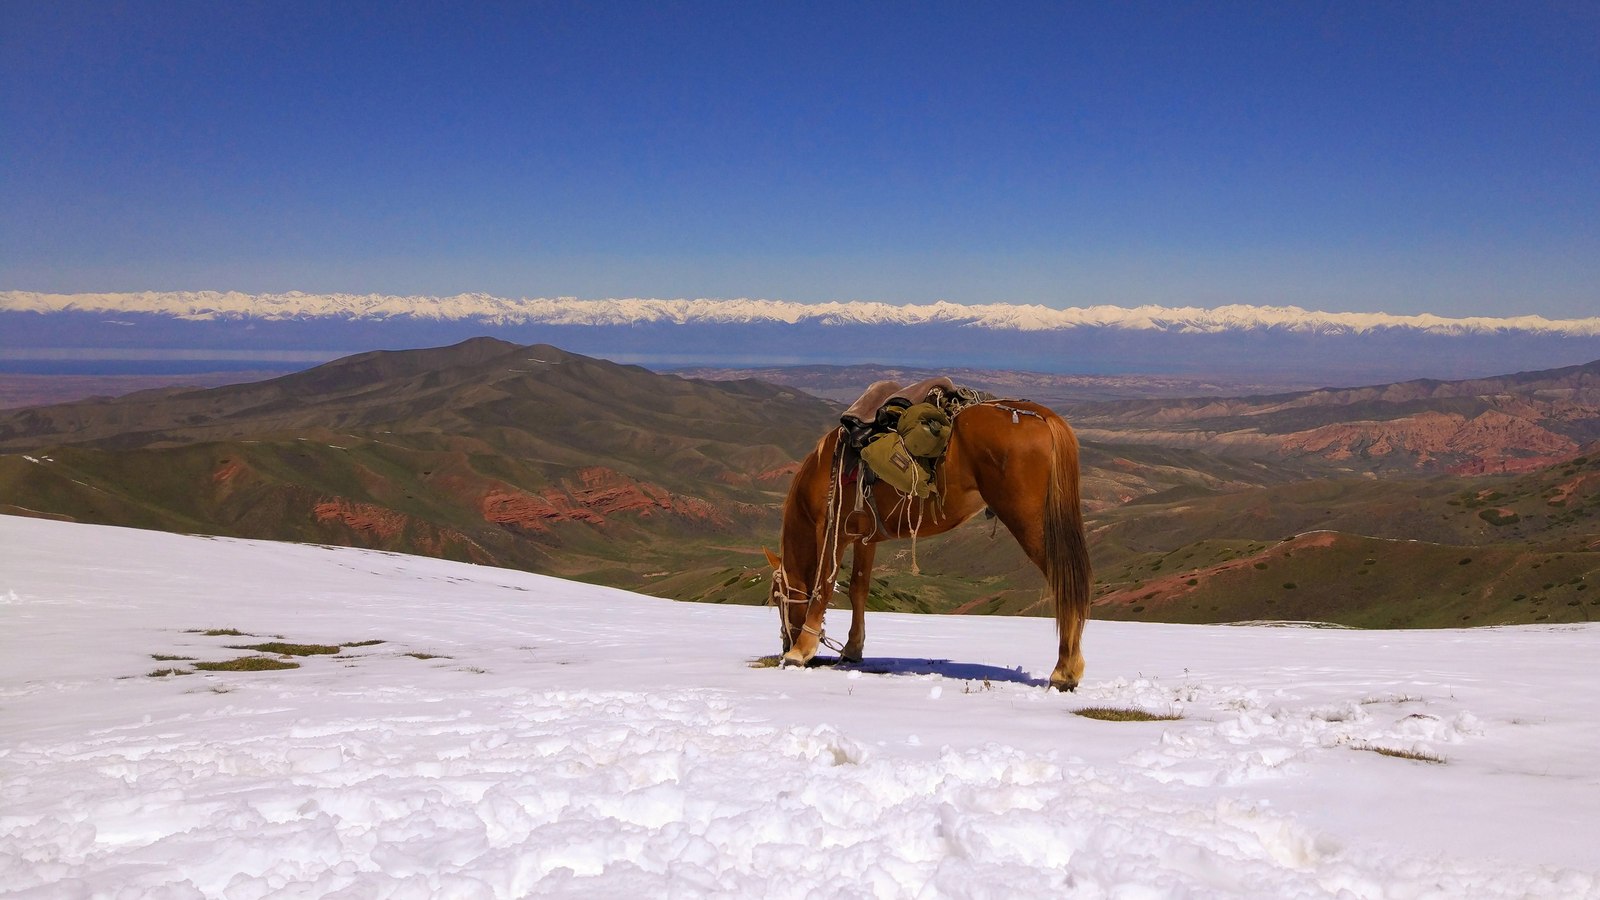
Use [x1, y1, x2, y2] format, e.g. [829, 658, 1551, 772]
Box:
[343, 639, 386, 647]
[1353, 743, 1446, 764]
[227, 642, 340, 656]
[747, 654, 839, 669]
[147, 667, 194, 677]
[150, 654, 195, 661]
[187, 628, 249, 637]
[404, 652, 451, 660]
[194, 656, 300, 672]
[1073, 706, 1184, 723]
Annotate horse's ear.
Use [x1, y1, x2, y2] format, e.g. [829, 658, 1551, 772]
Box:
[763, 547, 782, 570]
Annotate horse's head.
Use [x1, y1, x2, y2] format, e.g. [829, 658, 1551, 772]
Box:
[763, 547, 792, 605]
[763, 547, 809, 650]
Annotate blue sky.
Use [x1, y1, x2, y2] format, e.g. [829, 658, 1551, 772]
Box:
[3, 1, 1597, 317]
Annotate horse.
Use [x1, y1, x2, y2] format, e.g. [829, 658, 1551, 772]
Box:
[765, 398, 1093, 691]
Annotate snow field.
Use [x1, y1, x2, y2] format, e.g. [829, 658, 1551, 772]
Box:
[3, 517, 1599, 898]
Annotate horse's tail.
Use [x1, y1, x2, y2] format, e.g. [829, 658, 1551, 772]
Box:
[1043, 414, 1093, 652]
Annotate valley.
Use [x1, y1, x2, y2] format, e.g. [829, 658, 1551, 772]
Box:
[2, 340, 1597, 628]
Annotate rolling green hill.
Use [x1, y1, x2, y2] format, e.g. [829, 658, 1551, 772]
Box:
[0, 339, 834, 583]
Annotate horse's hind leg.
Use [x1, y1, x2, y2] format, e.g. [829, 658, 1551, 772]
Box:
[1054, 616, 1087, 692]
[843, 541, 876, 663]
[986, 491, 1086, 692]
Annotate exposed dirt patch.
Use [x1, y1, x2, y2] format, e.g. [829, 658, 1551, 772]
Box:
[211, 459, 248, 485]
[1546, 472, 1599, 507]
[755, 462, 802, 483]
[1095, 532, 1339, 612]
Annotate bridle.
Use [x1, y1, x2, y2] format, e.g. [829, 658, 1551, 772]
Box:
[770, 430, 852, 655]
[770, 564, 847, 655]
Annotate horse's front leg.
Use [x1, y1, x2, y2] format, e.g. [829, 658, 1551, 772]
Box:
[780, 582, 833, 668]
[842, 541, 876, 663]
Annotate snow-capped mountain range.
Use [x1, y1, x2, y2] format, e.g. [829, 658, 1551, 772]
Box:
[5, 289, 1600, 336]
[6, 291, 1600, 383]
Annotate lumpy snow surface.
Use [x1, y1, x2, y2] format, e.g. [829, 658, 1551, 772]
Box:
[3, 517, 1597, 897]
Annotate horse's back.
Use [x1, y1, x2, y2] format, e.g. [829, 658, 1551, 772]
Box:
[949, 400, 1069, 469]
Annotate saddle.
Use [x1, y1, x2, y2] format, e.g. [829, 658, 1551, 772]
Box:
[839, 378, 962, 498]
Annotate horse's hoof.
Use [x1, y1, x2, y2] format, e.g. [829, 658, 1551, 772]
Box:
[1050, 659, 1084, 693]
[779, 652, 809, 669]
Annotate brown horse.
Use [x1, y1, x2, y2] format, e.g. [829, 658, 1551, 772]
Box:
[766, 400, 1093, 691]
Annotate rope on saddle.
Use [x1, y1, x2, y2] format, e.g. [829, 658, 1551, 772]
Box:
[955, 397, 1044, 424]
[927, 384, 989, 417]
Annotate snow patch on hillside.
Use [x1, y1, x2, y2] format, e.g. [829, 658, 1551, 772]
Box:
[7, 290, 1600, 337]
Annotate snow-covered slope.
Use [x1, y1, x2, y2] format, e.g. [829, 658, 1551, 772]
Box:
[6, 289, 1600, 336]
[3, 516, 1598, 897]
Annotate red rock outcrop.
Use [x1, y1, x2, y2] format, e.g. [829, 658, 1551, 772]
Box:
[479, 467, 734, 532]
[569, 466, 674, 516]
[313, 499, 409, 540]
[480, 488, 603, 532]
[1280, 410, 1576, 469]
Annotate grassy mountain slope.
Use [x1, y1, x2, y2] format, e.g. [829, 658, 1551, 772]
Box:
[0, 339, 835, 582]
[655, 444, 1600, 627]
[1088, 450, 1600, 627]
[4, 342, 1596, 629]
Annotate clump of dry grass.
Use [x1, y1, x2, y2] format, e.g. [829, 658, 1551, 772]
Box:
[194, 656, 300, 672]
[1360, 694, 1423, 705]
[1352, 743, 1446, 764]
[1073, 706, 1184, 722]
[147, 667, 194, 678]
[227, 642, 340, 656]
[186, 628, 249, 637]
[404, 652, 451, 660]
[747, 654, 842, 669]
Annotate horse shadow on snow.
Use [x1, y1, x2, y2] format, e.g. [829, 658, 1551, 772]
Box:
[811, 656, 1049, 688]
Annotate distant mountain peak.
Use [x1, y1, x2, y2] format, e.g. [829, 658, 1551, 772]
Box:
[5, 290, 1599, 337]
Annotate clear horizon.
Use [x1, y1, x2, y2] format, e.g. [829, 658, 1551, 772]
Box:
[3, 3, 1597, 319]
